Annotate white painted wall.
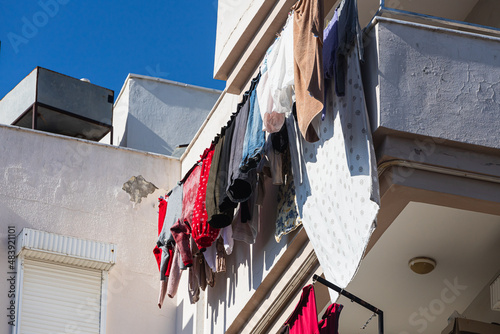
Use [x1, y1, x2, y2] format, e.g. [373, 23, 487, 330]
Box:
[110, 78, 131, 146]
[180, 91, 238, 175]
[214, 0, 266, 78]
[0, 68, 37, 125]
[112, 74, 221, 156]
[0, 125, 181, 334]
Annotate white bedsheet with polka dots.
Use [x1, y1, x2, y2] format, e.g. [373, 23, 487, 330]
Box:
[295, 46, 380, 302]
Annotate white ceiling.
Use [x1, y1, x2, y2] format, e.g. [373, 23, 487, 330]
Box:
[337, 201, 500, 334]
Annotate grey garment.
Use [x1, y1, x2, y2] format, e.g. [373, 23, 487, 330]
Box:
[218, 116, 238, 212]
[286, 111, 304, 185]
[205, 257, 215, 288]
[157, 184, 183, 246]
[265, 138, 283, 185]
[188, 268, 200, 304]
[158, 245, 172, 281]
[188, 238, 202, 304]
[227, 98, 257, 203]
[232, 185, 259, 245]
[216, 238, 226, 273]
[206, 136, 226, 224]
[179, 257, 187, 271]
[208, 134, 235, 228]
[157, 184, 183, 280]
[336, 0, 363, 96]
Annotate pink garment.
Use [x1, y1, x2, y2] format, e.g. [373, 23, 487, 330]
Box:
[157, 280, 167, 309]
[166, 245, 183, 299]
[170, 219, 193, 267]
[192, 146, 220, 251]
[157, 245, 176, 309]
[283, 285, 319, 334]
[318, 303, 343, 334]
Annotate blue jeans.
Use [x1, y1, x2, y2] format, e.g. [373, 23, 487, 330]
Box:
[240, 88, 265, 172]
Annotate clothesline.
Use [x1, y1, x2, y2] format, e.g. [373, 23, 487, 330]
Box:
[154, 0, 380, 322]
[313, 274, 384, 334]
[178, 97, 242, 185]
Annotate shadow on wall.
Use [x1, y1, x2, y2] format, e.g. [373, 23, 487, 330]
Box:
[208, 271, 228, 334]
[131, 79, 219, 153]
[204, 177, 294, 332]
[176, 299, 194, 334]
[122, 113, 173, 156]
[252, 179, 282, 289]
[205, 238, 256, 333]
[0, 200, 31, 233]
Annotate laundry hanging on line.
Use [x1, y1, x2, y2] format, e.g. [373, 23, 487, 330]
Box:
[279, 284, 343, 334]
[152, 0, 380, 309]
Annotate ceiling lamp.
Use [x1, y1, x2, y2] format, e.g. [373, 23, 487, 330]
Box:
[408, 257, 436, 275]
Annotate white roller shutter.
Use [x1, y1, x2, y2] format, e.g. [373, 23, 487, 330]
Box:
[18, 259, 102, 334]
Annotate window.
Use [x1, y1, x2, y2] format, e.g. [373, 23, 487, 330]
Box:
[14, 229, 115, 334]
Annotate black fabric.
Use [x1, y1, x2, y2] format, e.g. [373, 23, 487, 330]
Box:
[240, 200, 252, 223]
[218, 115, 238, 213]
[212, 72, 261, 222]
[271, 122, 289, 153]
[226, 97, 257, 203]
[207, 135, 234, 229]
[335, 0, 363, 96]
[279, 325, 290, 334]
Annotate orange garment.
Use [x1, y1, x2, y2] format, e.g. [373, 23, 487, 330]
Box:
[292, 0, 324, 142]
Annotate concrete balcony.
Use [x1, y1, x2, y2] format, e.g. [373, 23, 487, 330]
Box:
[363, 17, 500, 151]
[343, 17, 500, 334]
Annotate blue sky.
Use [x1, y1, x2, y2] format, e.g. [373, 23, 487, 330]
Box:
[0, 0, 225, 100]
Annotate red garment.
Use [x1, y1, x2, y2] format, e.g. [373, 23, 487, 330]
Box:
[170, 219, 193, 267]
[192, 146, 220, 251]
[318, 303, 343, 334]
[182, 164, 202, 225]
[153, 246, 174, 278]
[283, 285, 319, 334]
[165, 248, 173, 277]
[154, 197, 168, 271]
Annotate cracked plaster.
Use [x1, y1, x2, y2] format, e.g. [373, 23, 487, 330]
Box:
[365, 20, 500, 149]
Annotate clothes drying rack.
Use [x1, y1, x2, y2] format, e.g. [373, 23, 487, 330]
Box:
[312, 274, 384, 334]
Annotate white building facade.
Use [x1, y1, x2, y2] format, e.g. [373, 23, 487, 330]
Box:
[174, 0, 500, 333]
